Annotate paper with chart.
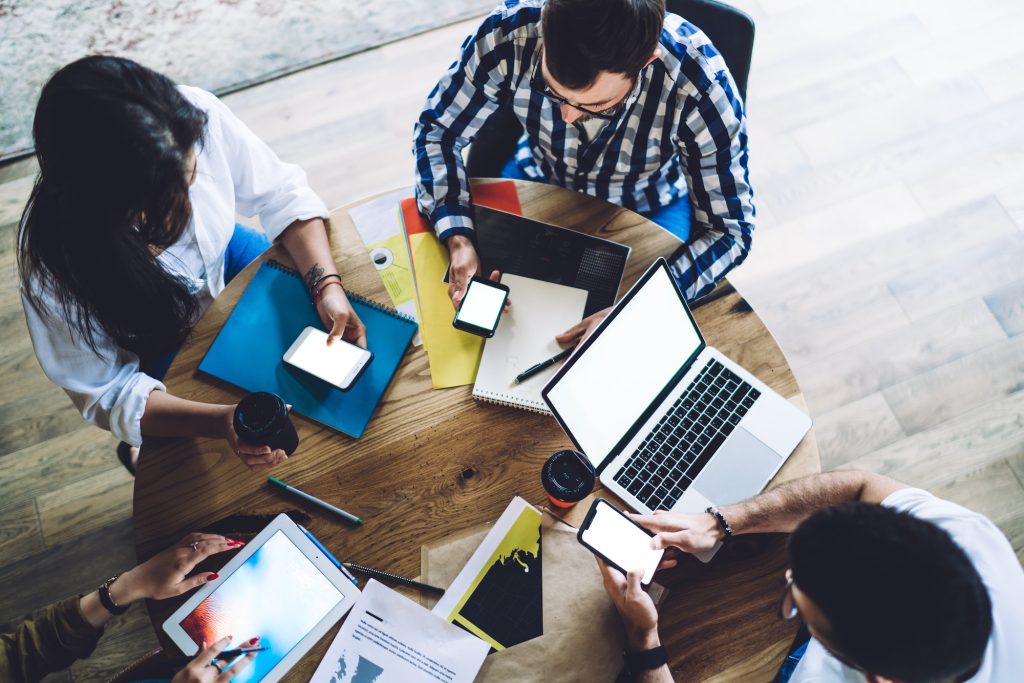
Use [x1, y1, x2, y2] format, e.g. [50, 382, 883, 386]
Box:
[431, 497, 543, 650]
[310, 579, 489, 683]
[349, 188, 421, 345]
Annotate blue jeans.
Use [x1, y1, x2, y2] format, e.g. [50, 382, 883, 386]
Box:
[141, 224, 270, 379]
[773, 641, 809, 683]
[499, 157, 692, 241]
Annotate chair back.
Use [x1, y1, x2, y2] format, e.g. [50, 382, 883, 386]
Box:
[666, 0, 754, 99]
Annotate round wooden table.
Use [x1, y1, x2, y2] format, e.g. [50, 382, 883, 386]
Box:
[135, 180, 819, 682]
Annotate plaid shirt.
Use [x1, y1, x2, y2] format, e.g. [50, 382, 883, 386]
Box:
[413, 0, 755, 301]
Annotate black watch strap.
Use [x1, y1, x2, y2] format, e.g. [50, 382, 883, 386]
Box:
[623, 645, 668, 672]
[98, 575, 130, 615]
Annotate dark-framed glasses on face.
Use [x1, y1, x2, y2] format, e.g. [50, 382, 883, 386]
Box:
[529, 66, 634, 121]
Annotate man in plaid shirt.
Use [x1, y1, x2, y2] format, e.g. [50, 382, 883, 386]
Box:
[414, 0, 754, 332]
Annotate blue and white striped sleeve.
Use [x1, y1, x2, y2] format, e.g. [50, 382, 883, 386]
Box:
[412, 9, 527, 242]
[669, 69, 755, 302]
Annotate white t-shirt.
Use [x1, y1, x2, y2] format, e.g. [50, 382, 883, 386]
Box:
[789, 488, 1024, 682]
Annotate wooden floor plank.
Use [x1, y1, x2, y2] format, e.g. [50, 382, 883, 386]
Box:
[883, 335, 1024, 434]
[888, 233, 1024, 322]
[793, 298, 1007, 414]
[0, 499, 43, 566]
[0, 427, 118, 505]
[984, 280, 1024, 338]
[37, 468, 134, 547]
[841, 389, 1024, 489]
[813, 392, 907, 470]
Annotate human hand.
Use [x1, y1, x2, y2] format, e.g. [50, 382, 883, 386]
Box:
[556, 307, 611, 347]
[631, 510, 724, 566]
[110, 533, 243, 604]
[596, 557, 661, 650]
[446, 235, 482, 309]
[316, 284, 368, 348]
[172, 636, 258, 683]
[222, 405, 288, 472]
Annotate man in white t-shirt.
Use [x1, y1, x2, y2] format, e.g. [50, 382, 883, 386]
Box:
[595, 471, 1024, 682]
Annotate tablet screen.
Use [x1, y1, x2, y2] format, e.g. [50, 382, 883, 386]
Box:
[179, 530, 344, 681]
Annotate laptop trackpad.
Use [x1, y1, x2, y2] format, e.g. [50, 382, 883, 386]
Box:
[691, 428, 782, 506]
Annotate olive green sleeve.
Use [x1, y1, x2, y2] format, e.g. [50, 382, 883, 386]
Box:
[0, 595, 104, 683]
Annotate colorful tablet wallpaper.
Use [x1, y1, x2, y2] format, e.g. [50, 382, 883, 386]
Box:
[180, 530, 345, 681]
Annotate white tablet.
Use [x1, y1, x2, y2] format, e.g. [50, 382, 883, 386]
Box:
[162, 513, 358, 682]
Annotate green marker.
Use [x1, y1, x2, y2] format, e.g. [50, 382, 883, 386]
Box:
[268, 476, 364, 525]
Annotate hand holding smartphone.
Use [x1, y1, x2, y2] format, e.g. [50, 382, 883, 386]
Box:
[452, 275, 510, 337]
[283, 327, 373, 391]
[578, 499, 664, 585]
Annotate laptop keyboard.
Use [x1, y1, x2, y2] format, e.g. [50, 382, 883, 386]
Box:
[613, 359, 760, 511]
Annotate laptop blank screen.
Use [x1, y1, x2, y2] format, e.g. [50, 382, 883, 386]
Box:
[544, 265, 702, 467]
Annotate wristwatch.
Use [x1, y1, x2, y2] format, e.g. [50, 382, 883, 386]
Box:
[98, 575, 130, 615]
[623, 645, 669, 673]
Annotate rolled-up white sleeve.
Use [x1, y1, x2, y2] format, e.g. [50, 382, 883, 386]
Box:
[193, 89, 328, 240]
[21, 292, 165, 447]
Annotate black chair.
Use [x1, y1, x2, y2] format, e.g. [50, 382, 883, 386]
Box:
[466, 0, 756, 177]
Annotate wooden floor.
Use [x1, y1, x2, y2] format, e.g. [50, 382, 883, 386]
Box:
[1, 0, 1022, 679]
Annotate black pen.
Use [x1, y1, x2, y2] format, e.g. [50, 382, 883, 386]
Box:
[514, 346, 576, 384]
[344, 563, 446, 595]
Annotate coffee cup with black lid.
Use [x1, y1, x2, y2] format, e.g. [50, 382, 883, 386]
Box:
[233, 391, 299, 455]
[541, 449, 596, 508]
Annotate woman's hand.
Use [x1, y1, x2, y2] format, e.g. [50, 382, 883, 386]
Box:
[110, 533, 243, 604]
[172, 636, 258, 683]
[316, 285, 368, 348]
[221, 405, 288, 472]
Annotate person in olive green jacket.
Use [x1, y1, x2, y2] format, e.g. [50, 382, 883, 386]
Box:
[1, 533, 257, 683]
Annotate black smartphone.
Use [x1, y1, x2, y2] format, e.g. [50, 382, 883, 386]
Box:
[577, 499, 664, 585]
[452, 276, 510, 338]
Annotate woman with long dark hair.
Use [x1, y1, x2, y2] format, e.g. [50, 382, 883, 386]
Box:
[19, 55, 366, 474]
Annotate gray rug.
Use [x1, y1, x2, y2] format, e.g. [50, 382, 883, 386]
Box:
[0, 0, 495, 160]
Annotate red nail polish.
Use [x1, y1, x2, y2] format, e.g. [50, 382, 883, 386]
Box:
[208, 573, 220, 580]
[248, 636, 260, 644]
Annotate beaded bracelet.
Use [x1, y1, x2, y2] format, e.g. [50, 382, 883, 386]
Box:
[706, 505, 733, 540]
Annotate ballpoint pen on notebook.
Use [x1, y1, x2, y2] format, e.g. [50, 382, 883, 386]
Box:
[267, 476, 363, 525]
[514, 346, 576, 384]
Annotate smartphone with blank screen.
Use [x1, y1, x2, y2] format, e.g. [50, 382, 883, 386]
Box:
[578, 498, 664, 585]
[452, 276, 510, 337]
[282, 326, 373, 391]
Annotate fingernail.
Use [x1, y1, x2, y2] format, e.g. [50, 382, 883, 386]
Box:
[248, 636, 260, 644]
[226, 634, 233, 641]
[228, 540, 244, 547]
[208, 573, 220, 580]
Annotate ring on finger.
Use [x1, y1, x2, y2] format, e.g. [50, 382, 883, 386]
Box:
[208, 660, 224, 671]
[189, 541, 199, 552]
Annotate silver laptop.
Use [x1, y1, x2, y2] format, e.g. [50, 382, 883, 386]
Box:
[542, 258, 811, 561]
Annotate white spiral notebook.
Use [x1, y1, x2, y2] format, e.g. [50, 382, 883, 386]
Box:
[472, 274, 589, 414]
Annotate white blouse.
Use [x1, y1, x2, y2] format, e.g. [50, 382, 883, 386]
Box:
[21, 86, 329, 447]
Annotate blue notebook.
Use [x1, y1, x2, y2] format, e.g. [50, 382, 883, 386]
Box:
[199, 260, 418, 439]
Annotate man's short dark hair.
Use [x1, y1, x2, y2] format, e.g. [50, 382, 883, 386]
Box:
[542, 0, 666, 90]
[789, 503, 992, 682]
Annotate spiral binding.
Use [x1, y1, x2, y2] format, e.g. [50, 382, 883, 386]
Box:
[265, 259, 416, 324]
[472, 391, 552, 415]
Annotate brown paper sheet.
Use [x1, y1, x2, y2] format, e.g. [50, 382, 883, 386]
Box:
[421, 514, 628, 682]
